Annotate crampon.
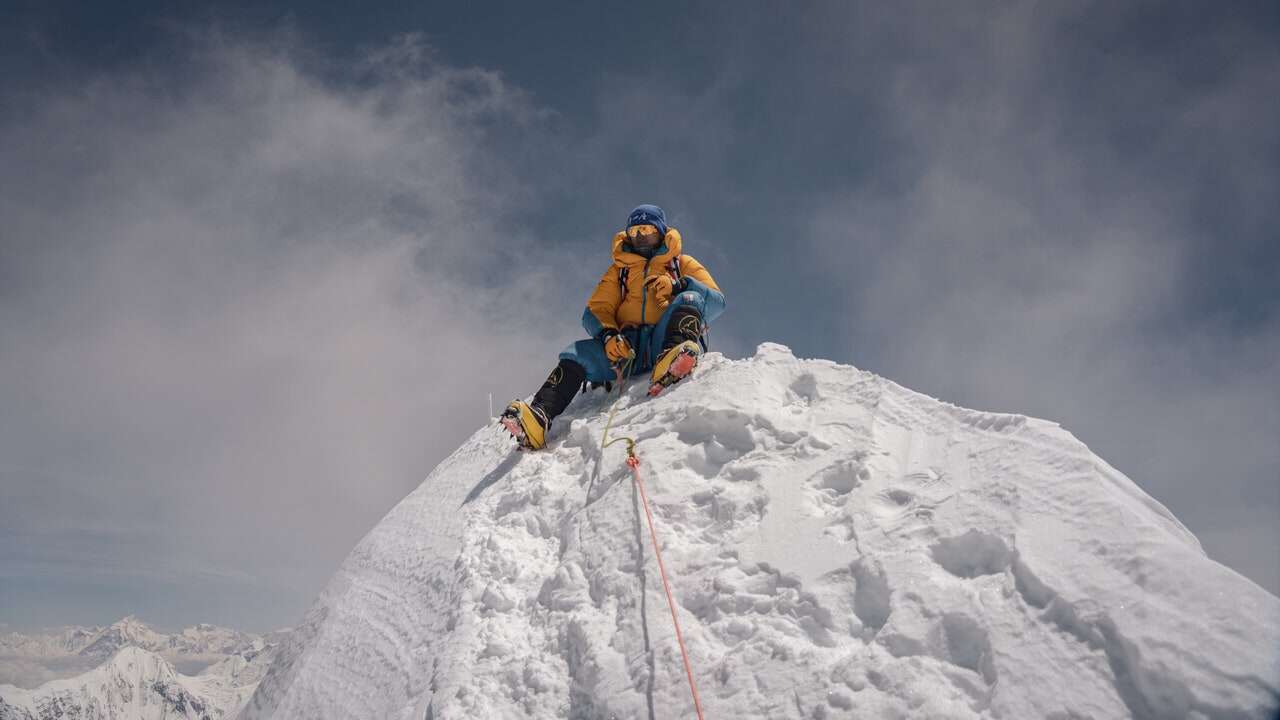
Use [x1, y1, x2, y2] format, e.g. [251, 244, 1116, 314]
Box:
[648, 345, 699, 397]
[499, 401, 548, 450]
[499, 411, 529, 449]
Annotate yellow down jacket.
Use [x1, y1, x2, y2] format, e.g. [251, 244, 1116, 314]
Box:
[586, 228, 722, 332]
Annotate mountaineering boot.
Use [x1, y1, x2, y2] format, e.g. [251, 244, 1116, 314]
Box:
[500, 359, 587, 450]
[648, 307, 703, 397]
[649, 340, 701, 396]
[500, 400, 550, 450]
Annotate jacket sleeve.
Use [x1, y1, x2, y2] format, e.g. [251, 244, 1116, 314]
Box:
[680, 255, 721, 292]
[679, 255, 726, 324]
[582, 265, 622, 338]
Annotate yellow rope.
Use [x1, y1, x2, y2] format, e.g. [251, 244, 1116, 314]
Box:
[601, 353, 638, 459]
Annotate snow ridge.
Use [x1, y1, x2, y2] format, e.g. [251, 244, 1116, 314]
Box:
[244, 343, 1280, 719]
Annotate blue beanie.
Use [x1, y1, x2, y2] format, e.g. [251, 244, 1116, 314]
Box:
[627, 204, 669, 238]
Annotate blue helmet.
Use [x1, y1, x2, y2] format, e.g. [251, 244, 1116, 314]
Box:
[626, 204, 669, 238]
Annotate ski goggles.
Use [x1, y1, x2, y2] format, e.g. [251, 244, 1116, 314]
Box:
[626, 224, 661, 243]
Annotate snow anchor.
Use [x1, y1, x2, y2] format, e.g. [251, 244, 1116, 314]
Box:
[600, 357, 707, 720]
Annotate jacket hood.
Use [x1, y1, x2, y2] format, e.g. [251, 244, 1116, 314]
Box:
[612, 227, 683, 265]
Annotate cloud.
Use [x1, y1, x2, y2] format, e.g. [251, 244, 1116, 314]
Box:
[0, 30, 575, 630]
[0, 655, 103, 690]
[478, 0, 1280, 597]
[1, 3, 1275, 635]
[797, 3, 1280, 590]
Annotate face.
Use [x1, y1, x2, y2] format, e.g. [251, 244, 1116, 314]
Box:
[626, 223, 662, 250]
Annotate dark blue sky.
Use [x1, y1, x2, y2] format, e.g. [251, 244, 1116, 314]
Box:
[1, 1, 1277, 631]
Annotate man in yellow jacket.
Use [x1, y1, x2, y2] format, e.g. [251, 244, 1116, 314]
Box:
[502, 204, 727, 450]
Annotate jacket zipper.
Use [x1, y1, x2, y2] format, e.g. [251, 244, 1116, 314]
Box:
[639, 257, 652, 326]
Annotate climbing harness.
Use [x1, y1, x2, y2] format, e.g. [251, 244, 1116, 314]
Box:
[601, 355, 707, 720]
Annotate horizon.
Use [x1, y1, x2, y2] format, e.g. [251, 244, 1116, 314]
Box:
[0, 614, 291, 635]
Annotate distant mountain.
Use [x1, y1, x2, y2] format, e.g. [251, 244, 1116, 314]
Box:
[0, 640, 281, 720]
[1, 616, 259, 664]
[74, 615, 170, 662]
[0, 625, 102, 658]
[0, 615, 288, 719]
[1, 646, 215, 719]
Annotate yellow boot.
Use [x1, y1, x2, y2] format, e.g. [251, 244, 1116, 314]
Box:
[648, 340, 701, 397]
[500, 400, 550, 450]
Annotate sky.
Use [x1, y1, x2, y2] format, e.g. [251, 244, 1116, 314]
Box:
[1, 1, 1277, 633]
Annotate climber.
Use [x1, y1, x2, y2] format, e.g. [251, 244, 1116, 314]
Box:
[501, 204, 726, 450]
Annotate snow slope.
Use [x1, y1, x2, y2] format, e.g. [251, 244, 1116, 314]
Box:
[241, 343, 1280, 719]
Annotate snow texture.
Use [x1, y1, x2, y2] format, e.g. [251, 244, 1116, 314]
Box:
[242, 343, 1280, 719]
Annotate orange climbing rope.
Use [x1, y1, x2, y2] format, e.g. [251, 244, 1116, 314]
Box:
[600, 356, 706, 719]
[627, 452, 706, 720]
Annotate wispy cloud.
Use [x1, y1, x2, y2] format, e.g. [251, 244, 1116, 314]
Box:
[1, 3, 1275, 634]
[0, 31, 572, 630]
[797, 3, 1280, 590]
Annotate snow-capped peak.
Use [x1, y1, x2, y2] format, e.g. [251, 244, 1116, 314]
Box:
[242, 344, 1279, 719]
[1, 647, 210, 720]
[0, 634, 284, 720]
[76, 615, 168, 661]
[0, 616, 260, 665]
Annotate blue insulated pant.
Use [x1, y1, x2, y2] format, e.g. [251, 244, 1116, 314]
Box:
[559, 291, 706, 384]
